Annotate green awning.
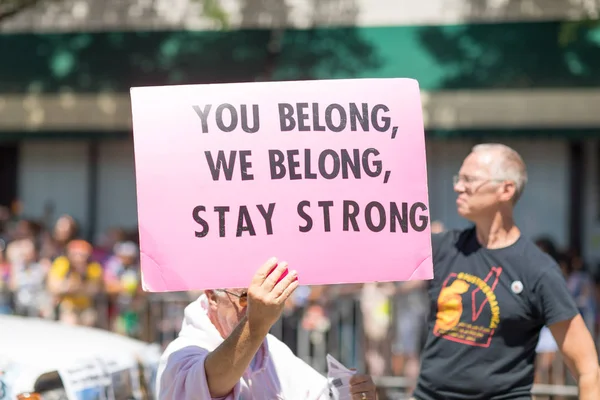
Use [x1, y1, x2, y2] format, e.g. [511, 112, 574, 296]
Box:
[0, 21, 599, 94]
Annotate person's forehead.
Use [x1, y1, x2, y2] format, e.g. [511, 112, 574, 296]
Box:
[460, 151, 494, 174]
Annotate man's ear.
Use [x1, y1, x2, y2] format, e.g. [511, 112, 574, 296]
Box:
[205, 290, 219, 309]
[499, 181, 516, 203]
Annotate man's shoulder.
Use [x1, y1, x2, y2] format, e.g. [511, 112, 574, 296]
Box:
[432, 226, 475, 255]
[483, 235, 565, 294]
[433, 226, 475, 242]
[161, 335, 211, 361]
[265, 333, 296, 356]
[514, 236, 562, 277]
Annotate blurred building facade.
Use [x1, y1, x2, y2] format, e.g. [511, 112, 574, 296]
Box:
[0, 0, 599, 266]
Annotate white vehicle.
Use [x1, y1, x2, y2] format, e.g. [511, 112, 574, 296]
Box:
[0, 315, 161, 400]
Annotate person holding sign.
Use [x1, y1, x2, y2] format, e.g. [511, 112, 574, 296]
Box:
[412, 144, 600, 400]
[156, 257, 378, 399]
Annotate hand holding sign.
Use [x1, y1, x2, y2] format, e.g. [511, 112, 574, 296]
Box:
[247, 257, 299, 336]
[130, 78, 433, 291]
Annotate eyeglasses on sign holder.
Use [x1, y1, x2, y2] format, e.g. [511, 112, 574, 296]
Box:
[223, 290, 248, 307]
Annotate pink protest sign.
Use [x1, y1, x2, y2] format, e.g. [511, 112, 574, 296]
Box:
[130, 78, 433, 292]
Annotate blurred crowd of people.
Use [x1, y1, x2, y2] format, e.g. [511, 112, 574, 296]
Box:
[0, 208, 144, 337]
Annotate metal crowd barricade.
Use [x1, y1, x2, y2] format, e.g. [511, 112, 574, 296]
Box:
[269, 294, 365, 375]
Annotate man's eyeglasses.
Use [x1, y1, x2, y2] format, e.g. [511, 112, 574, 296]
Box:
[223, 290, 248, 307]
[453, 174, 504, 187]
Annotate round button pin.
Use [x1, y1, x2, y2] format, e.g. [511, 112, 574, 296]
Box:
[511, 280, 523, 294]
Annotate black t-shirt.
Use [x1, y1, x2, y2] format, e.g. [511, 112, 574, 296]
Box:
[413, 227, 579, 400]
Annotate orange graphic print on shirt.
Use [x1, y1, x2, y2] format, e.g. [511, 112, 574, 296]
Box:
[434, 280, 470, 333]
[433, 267, 502, 348]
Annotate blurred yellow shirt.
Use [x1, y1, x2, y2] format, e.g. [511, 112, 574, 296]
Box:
[50, 256, 103, 309]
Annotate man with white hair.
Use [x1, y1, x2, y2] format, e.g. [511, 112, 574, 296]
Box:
[156, 257, 378, 399]
[412, 144, 600, 399]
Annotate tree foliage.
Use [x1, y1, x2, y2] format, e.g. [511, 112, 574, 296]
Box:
[559, 19, 600, 46]
[0, 0, 43, 22]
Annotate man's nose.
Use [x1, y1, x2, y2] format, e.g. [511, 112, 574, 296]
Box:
[454, 180, 466, 193]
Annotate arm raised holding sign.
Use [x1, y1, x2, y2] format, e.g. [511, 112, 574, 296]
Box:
[156, 257, 377, 400]
[203, 258, 298, 397]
